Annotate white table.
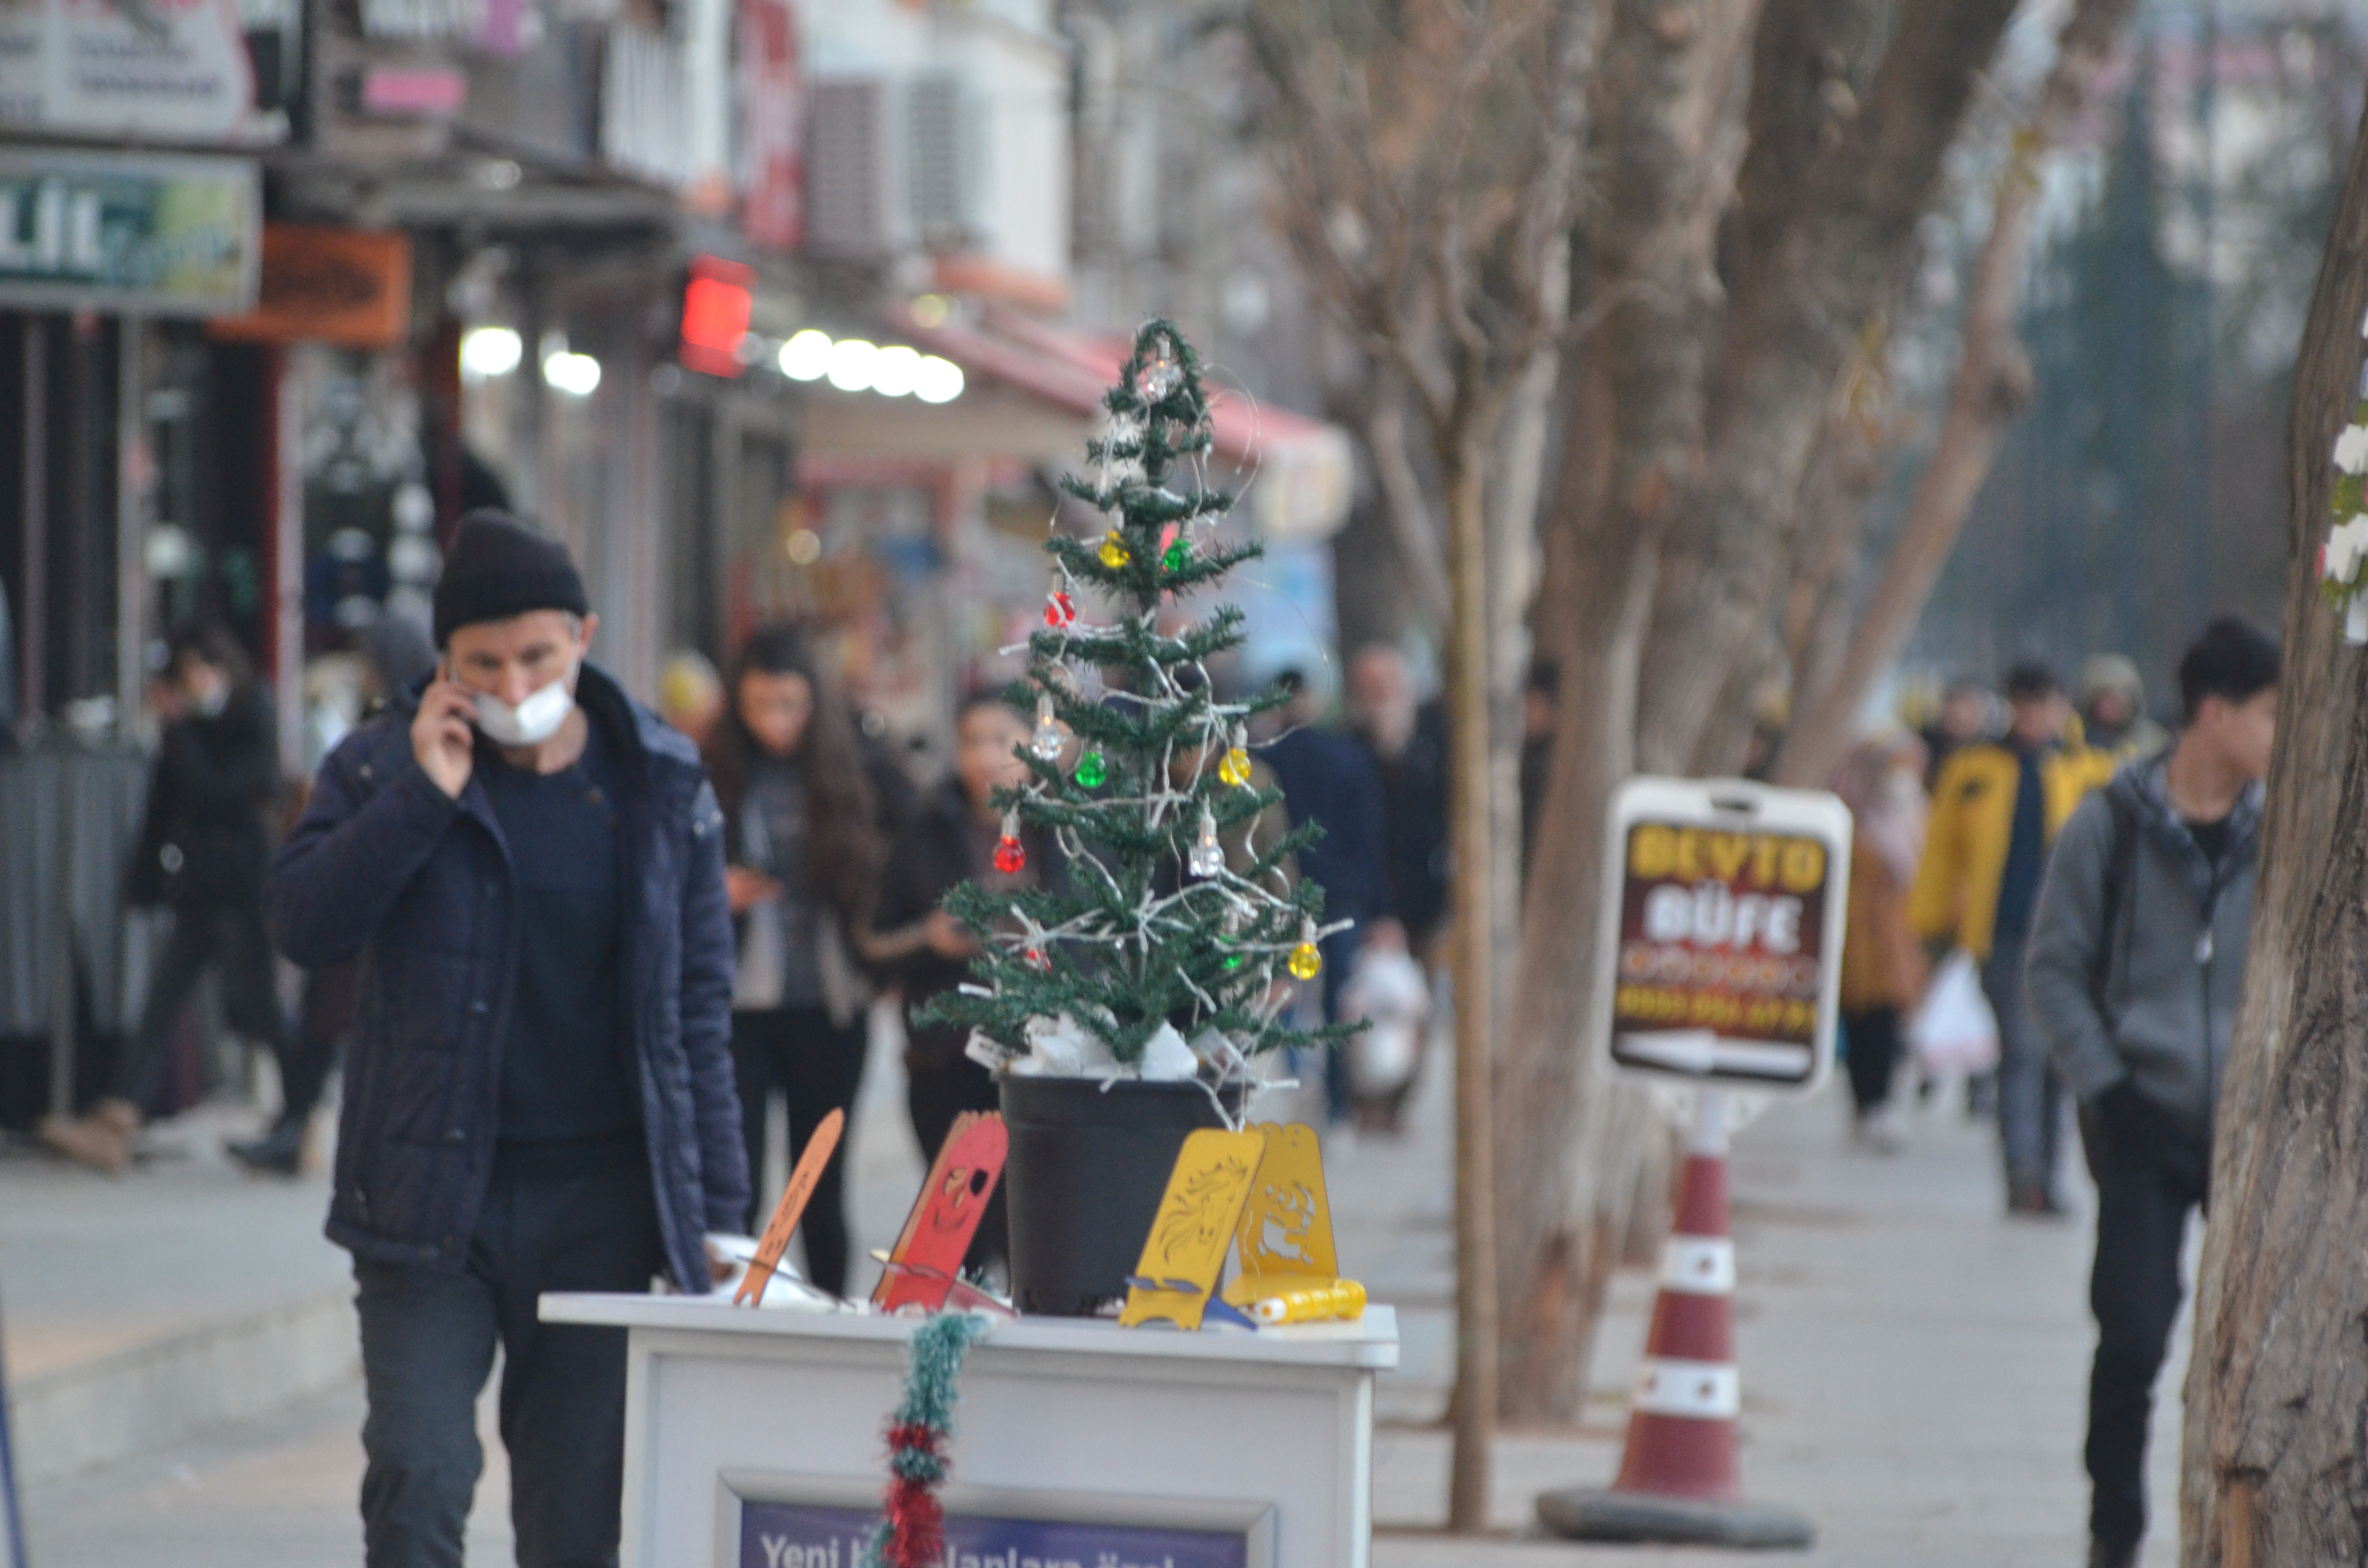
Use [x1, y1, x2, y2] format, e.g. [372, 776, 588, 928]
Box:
[541, 1294, 1399, 1568]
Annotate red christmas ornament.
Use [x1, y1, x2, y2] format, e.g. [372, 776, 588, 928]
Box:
[993, 835, 1025, 874]
[1024, 945, 1050, 971]
[1043, 589, 1077, 628]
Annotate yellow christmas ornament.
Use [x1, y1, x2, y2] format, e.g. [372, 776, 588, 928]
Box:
[1288, 941, 1322, 981]
[1098, 530, 1131, 569]
[1221, 729, 1259, 791]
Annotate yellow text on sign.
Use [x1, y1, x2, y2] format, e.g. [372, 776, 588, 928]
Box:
[1628, 826, 1826, 894]
[1616, 985, 1817, 1035]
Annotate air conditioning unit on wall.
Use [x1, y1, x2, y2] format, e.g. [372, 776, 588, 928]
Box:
[805, 73, 979, 261]
[904, 71, 979, 249]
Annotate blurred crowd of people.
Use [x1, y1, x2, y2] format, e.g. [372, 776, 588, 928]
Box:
[32, 611, 1465, 1243]
[38, 609, 2255, 1203]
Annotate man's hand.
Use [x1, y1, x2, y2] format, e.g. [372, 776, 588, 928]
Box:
[703, 1238, 738, 1285]
[411, 672, 476, 799]
[924, 909, 980, 959]
[726, 867, 784, 915]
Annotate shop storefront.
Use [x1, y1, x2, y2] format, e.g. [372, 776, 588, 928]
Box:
[0, 148, 268, 1128]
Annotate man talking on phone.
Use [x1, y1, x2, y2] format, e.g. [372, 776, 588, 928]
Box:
[269, 512, 746, 1568]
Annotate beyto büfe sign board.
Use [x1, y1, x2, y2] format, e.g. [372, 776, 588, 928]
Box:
[1599, 777, 1852, 1092]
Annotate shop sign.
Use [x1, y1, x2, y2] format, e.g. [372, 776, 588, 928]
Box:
[678, 252, 752, 376]
[0, 0, 267, 143]
[738, 0, 802, 252]
[211, 224, 412, 348]
[0, 150, 258, 316]
[356, 65, 466, 119]
[1598, 776, 1851, 1092]
[740, 1498, 1254, 1568]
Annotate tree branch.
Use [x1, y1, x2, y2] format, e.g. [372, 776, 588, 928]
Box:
[1769, 0, 2140, 788]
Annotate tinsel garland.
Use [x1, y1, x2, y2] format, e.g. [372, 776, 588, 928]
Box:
[863, 1312, 987, 1568]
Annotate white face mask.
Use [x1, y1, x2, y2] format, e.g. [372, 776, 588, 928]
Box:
[472, 661, 578, 747]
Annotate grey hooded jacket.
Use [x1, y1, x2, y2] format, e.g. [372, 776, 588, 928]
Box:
[2024, 756, 2260, 1139]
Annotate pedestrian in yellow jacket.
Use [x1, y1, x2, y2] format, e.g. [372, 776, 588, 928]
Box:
[1909, 665, 2114, 1215]
[1911, 721, 2117, 961]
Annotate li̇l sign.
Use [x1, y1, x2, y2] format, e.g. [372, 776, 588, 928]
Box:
[1597, 777, 1852, 1093]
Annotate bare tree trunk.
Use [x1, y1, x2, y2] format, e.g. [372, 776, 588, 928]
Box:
[1633, 0, 2020, 776]
[1771, 0, 2138, 790]
[1498, 426, 1661, 1421]
[1364, 391, 1454, 626]
[1777, 392, 1889, 751]
[1447, 313, 1563, 1529]
[2180, 92, 2368, 1568]
[1443, 425, 1501, 1531]
[1493, 0, 1761, 1427]
[1245, 0, 1591, 1487]
[1492, 344, 1557, 948]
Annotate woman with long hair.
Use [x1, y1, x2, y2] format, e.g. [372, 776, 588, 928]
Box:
[703, 626, 882, 1293]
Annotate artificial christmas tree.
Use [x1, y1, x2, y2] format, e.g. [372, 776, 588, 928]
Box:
[917, 318, 1356, 1313]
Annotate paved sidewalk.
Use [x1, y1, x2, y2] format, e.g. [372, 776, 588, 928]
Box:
[0, 1107, 345, 1385]
[1362, 1074, 2190, 1567]
[15, 1032, 2188, 1566]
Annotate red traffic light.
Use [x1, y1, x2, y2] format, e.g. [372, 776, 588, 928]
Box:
[680, 255, 754, 377]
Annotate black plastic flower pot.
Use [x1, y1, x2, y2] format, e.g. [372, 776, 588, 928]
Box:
[997, 1074, 1236, 1317]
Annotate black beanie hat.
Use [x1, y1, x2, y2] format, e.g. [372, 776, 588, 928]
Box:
[432, 510, 589, 646]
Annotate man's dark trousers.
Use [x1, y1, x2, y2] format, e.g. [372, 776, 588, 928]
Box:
[2082, 1110, 2208, 1560]
[355, 1156, 665, 1568]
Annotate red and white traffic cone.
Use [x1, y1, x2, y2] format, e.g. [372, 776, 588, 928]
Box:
[1536, 1089, 1813, 1547]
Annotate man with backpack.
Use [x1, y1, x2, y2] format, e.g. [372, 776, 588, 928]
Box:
[2025, 617, 2281, 1568]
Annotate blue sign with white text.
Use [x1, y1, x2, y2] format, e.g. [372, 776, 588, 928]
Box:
[739, 1498, 1249, 1568]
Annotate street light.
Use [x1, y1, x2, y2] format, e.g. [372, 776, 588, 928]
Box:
[772, 328, 962, 403]
[913, 355, 963, 404]
[460, 326, 523, 379]
[871, 345, 922, 397]
[543, 351, 603, 397]
[779, 330, 830, 380]
[826, 338, 879, 392]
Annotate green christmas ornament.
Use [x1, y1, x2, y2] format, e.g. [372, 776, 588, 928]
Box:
[1162, 538, 1190, 573]
[1075, 748, 1108, 788]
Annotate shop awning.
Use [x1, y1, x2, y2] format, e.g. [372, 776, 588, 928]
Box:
[868, 304, 1355, 542]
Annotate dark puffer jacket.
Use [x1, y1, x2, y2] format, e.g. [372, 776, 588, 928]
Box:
[128, 686, 281, 909]
[266, 664, 747, 1291]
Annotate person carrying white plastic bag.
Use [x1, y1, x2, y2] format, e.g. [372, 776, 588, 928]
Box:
[1910, 950, 2001, 1078]
[1341, 942, 1431, 1130]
